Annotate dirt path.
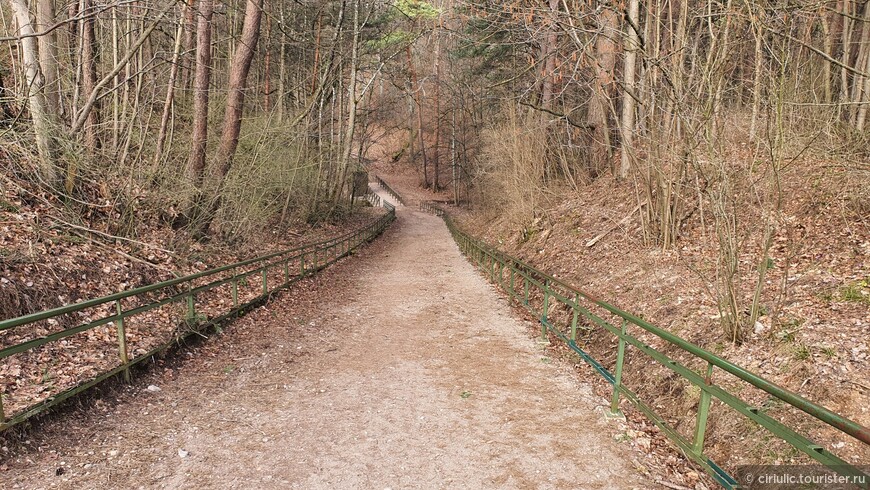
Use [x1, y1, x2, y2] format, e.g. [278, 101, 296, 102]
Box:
[4, 203, 653, 489]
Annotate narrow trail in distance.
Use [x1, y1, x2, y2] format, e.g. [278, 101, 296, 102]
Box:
[6, 193, 651, 489]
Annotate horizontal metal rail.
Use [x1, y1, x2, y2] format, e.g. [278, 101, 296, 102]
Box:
[419, 201, 869, 489]
[0, 208, 396, 431]
[419, 201, 444, 216]
[364, 187, 382, 208]
[374, 175, 405, 206]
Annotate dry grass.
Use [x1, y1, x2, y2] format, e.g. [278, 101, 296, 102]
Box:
[474, 105, 556, 231]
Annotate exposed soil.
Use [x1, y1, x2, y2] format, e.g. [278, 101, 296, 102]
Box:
[1, 198, 667, 489]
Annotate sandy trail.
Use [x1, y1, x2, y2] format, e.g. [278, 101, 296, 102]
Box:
[4, 202, 650, 489]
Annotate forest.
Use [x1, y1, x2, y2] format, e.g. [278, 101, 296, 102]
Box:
[1, 0, 869, 481]
[1, 0, 867, 334]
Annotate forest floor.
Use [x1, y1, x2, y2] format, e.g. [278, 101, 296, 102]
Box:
[1, 193, 683, 489]
[0, 174, 384, 416]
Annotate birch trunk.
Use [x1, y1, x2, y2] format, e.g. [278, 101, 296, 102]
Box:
[8, 0, 56, 181]
[619, 0, 639, 179]
[35, 0, 61, 117]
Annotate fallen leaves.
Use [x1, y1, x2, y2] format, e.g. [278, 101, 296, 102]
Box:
[1, 176, 385, 420]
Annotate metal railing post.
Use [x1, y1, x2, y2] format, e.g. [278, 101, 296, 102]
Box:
[610, 319, 628, 414]
[693, 362, 714, 454]
[116, 300, 130, 382]
[570, 293, 580, 341]
[186, 284, 196, 325]
[498, 261, 505, 287]
[541, 280, 550, 340]
[509, 264, 515, 298]
[490, 254, 496, 280]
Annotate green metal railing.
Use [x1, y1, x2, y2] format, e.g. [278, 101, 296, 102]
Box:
[364, 187, 382, 208]
[419, 200, 444, 216]
[374, 175, 405, 206]
[0, 208, 395, 431]
[420, 201, 869, 489]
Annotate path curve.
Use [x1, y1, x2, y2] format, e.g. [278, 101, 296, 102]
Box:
[5, 207, 649, 489]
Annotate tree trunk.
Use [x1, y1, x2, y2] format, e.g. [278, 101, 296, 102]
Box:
[451, 109, 458, 205]
[111, 6, 120, 148]
[407, 43, 428, 186]
[0, 69, 14, 120]
[153, 18, 184, 172]
[840, 0, 854, 112]
[749, 20, 763, 142]
[587, 6, 618, 177]
[263, 1, 272, 111]
[820, 11, 833, 104]
[619, 0, 639, 179]
[276, 1, 286, 120]
[541, 0, 558, 108]
[433, 26, 441, 191]
[209, 0, 265, 189]
[311, 12, 322, 95]
[851, 2, 870, 126]
[80, 0, 99, 155]
[70, 0, 81, 117]
[35, 0, 61, 118]
[8, 0, 56, 182]
[188, 0, 214, 189]
[856, 22, 870, 130]
[335, 0, 360, 205]
[182, 0, 196, 91]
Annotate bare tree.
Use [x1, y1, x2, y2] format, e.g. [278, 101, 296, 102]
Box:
[618, 0, 639, 179]
[587, 5, 618, 177]
[80, 0, 99, 155]
[432, 19, 441, 190]
[188, 0, 214, 190]
[334, 0, 360, 204]
[208, 0, 265, 208]
[181, 0, 196, 90]
[35, 0, 61, 117]
[153, 14, 185, 171]
[8, 0, 56, 181]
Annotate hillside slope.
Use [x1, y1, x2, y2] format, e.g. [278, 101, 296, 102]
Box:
[382, 158, 869, 470]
